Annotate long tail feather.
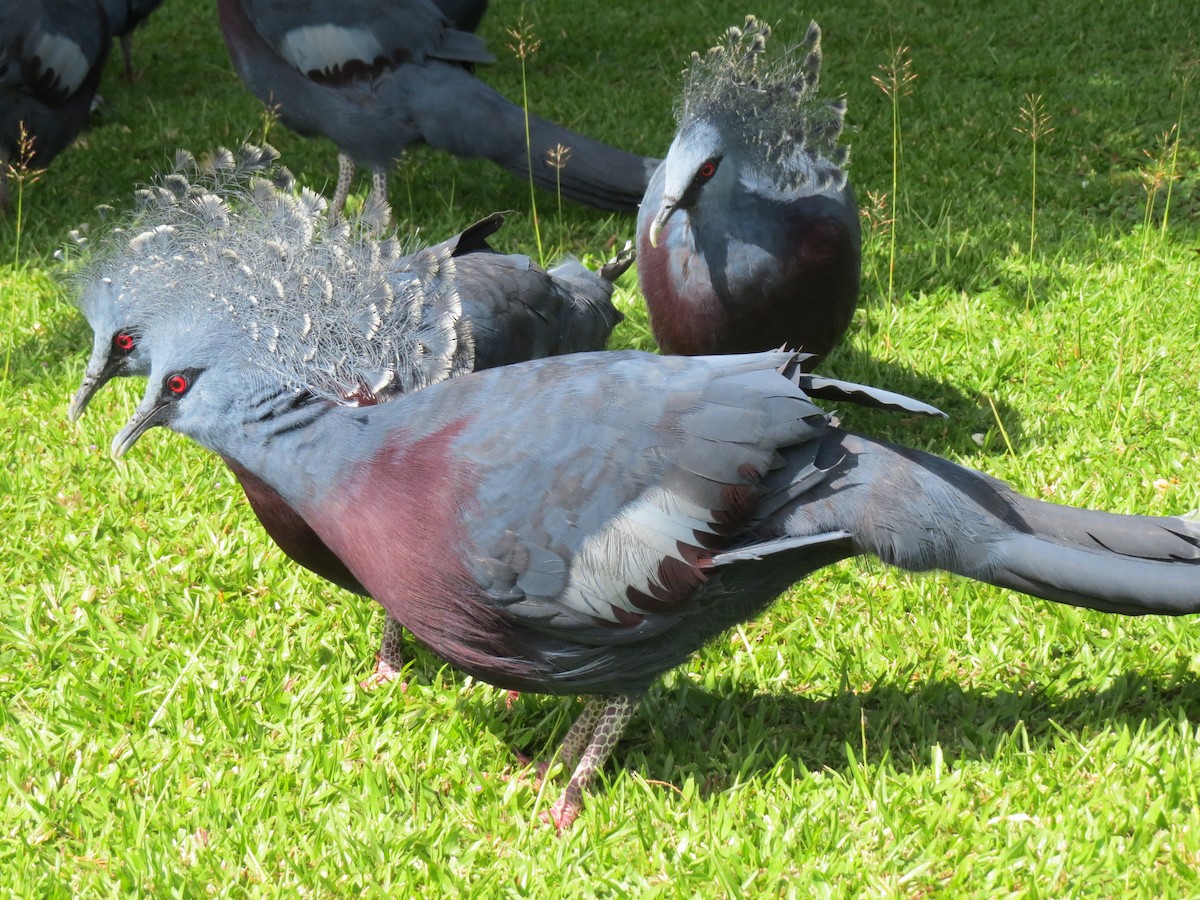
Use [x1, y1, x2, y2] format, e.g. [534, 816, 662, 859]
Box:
[983, 491, 1200, 615]
[788, 430, 1200, 616]
[491, 112, 659, 213]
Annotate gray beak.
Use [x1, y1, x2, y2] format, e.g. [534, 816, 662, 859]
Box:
[68, 369, 109, 422]
[647, 197, 680, 249]
[110, 399, 169, 459]
[68, 350, 128, 422]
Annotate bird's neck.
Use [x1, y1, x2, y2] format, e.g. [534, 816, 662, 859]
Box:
[189, 383, 368, 516]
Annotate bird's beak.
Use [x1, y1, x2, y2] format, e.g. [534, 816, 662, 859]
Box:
[68, 375, 102, 422]
[647, 197, 680, 249]
[110, 399, 170, 459]
[68, 363, 116, 422]
[68, 346, 129, 421]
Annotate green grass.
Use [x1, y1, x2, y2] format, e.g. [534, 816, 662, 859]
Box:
[3, 0, 1200, 894]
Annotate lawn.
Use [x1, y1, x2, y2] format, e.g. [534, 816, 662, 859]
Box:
[3, 0, 1200, 895]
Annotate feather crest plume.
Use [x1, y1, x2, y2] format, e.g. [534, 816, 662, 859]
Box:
[676, 17, 849, 194]
[71, 144, 474, 404]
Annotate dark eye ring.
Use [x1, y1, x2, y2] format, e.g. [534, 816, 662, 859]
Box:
[114, 332, 136, 352]
[166, 374, 189, 395]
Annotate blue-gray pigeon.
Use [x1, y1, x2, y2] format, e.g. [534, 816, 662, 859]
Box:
[69, 143, 628, 684]
[216, 0, 659, 218]
[637, 18, 861, 360]
[103, 242, 1200, 828]
[0, 0, 110, 211]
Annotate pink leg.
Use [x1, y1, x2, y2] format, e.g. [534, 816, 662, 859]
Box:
[545, 696, 636, 832]
[517, 697, 603, 779]
[557, 699, 607, 769]
[359, 612, 406, 690]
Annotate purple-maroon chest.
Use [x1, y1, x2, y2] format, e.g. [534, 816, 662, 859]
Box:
[221, 455, 366, 596]
[637, 218, 726, 356]
[303, 421, 543, 686]
[638, 194, 860, 359]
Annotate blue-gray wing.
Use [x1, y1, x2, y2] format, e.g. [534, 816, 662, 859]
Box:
[4, 1, 108, 100]
[240, 0, 493, 77]
[430, 214, 622, 368]
[429, 351, 834, 641]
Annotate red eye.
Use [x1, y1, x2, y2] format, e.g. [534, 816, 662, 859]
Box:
[113, 331, 135, 352]
[166, 374, 189, 395]
[699, 160, 718, 179]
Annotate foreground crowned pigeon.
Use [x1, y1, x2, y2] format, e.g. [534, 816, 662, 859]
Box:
[98, 227, 1200, 828]
[69, 143, 628, 684]
[216, 0, 659, 219]
[637, 18, 861, 360]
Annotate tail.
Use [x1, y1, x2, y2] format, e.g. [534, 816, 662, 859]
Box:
[429, 211, 506, 258]
[411, 65, 658, 213]
[787, 429, 1200, 616]
[496, 112, 660, 213]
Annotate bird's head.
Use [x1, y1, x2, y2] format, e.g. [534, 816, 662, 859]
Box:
[110, 317, 270, 459]
[646, 120, 727, 248]
[69, 143, 296, 420]
[107, 239, 472, 458]
[110, 361, 207, 459]
[647, 16, 851, 247]
[88, 141, 476, 456]
[69, 274, 149, 421]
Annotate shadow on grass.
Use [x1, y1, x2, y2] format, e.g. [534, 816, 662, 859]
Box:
[482, 666, 1200, 797]
[818, 342, 1027, 456]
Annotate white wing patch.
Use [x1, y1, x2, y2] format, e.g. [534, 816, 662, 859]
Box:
[32, 33, 90, 93]
[560, 487, 715, 623]
[279, 26, 383, 74]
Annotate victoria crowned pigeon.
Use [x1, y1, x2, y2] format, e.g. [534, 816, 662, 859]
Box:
[0, 0, 110, 211]
[104, 252, 1200, 830]
[637, 18, 861, 360]
[70, 143, 628, 683]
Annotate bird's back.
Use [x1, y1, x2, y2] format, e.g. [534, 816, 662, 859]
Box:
[1, 0, 109, 166]
[253, 351, 847, 695]
[99, 0, 164, 37]
[217, 0, 493, 168]
[427, 213, 625, 368]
